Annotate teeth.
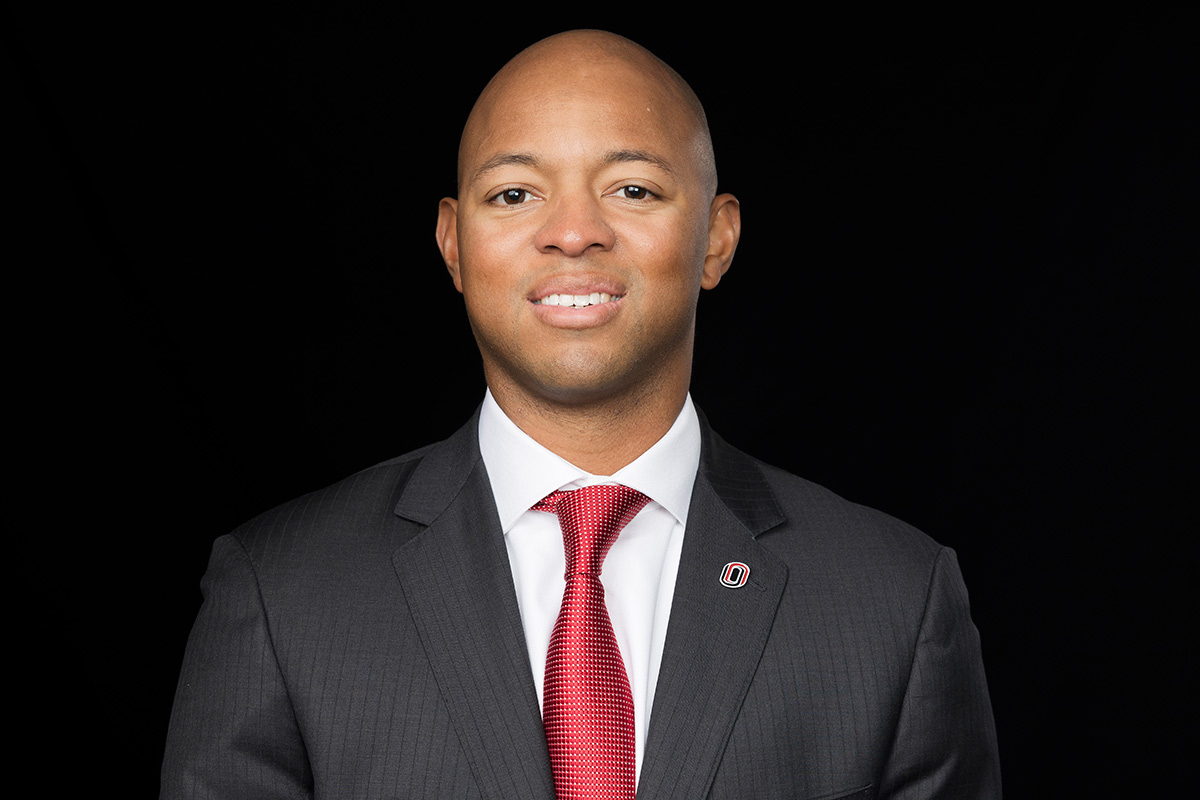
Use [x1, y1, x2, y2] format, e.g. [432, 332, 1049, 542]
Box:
[535, 292, 617, 307]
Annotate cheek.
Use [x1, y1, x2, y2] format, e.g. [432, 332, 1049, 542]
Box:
[634, 218, 708, 286]
[456, 225, 527, 335]
[459, 219, 529, 281]
[457, 228, 503, 293]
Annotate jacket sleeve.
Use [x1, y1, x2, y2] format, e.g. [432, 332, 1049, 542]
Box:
[878, 547, 1002, 799]
[160, 535, 313, 799]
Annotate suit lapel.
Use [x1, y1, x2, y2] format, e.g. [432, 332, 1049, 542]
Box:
[392, 414, 555, 800]
[637, 422, 789, 800]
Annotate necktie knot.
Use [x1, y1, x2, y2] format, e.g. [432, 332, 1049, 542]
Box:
[533, 484, 650, 578]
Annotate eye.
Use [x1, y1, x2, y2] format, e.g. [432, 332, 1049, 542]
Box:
[614, 185, 654, 201]
[491, 188, 532, 206]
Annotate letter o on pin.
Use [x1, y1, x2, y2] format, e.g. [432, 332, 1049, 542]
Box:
[719, 561, 749, 588]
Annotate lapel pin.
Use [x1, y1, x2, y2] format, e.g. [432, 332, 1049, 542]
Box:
[719, 561, 749, 589]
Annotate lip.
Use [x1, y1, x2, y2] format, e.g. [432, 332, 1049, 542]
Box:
[526, 273, 627, 330]
[530, 294, 624, 329]
[527, 274, 627, 303]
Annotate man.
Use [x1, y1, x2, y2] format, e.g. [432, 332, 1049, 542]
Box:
[161, 30, 1000, 799]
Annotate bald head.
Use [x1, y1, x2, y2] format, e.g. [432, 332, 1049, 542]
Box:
[457, 30, 718, 197]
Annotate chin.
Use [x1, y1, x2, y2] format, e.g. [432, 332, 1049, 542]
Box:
[485, 339, 686, 409]
[529, 375, 635, 407]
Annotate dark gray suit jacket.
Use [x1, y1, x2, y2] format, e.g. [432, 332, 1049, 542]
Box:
[161, 412, 1000, 799]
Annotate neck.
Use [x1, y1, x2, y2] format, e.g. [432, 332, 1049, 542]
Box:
[488, 377, 689, 476]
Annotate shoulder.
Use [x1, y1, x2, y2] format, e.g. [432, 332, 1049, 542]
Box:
[223, 439, 444, 571]
[711, 440, 964, 657]
[703, 425, 944, 591]
[757, 458, 942, 564]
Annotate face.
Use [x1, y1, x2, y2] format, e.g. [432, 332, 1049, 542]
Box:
[437, 44, 739, 410]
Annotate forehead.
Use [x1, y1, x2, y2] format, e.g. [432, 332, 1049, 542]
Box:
[460, 54, 702, 185]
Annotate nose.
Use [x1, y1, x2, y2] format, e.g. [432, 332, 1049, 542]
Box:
[534, 193, 615, 257]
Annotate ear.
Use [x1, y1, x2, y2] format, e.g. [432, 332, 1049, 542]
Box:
[701, 193, 740, 290]
[436, 197, 463, 293]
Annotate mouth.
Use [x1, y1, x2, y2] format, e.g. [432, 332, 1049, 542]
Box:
[532, 292, 622, 308]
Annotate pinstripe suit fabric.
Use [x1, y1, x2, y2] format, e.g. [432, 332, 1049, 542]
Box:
[161, 411, 1000, 799]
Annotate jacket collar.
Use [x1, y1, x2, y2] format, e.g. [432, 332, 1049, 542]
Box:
[395, 403, 786, 539]
[393, 407, 483, 526]
[695, 407, 786, 537]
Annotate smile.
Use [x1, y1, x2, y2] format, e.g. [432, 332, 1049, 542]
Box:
[533, 292, 621, 308]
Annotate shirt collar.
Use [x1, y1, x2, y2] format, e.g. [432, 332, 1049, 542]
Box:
[478, 389, 701, 534]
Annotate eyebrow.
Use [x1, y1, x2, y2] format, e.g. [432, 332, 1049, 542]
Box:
[468, 148, 677, 188]
[601, 149, 677, 178]
[469, 152, 541, 187]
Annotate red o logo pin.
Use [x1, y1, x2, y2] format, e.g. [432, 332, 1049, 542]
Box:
[719, 561, 750, 588]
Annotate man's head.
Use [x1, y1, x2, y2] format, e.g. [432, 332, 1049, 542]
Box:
[436, 30, 740, 415]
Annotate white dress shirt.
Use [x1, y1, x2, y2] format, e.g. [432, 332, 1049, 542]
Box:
[477, 390, 701, 782]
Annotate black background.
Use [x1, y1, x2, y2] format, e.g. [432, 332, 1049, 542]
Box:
[12, 6, 1194, 796]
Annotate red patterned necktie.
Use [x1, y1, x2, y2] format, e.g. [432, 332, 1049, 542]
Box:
[533, 484, 650, 800]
